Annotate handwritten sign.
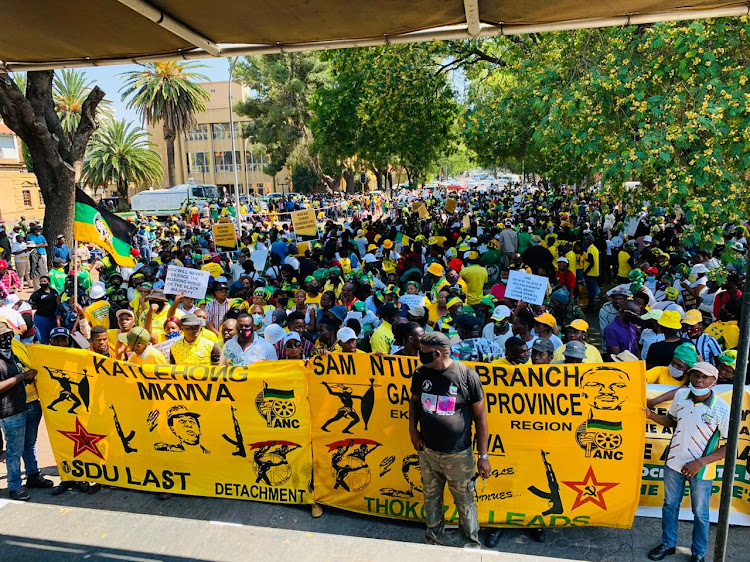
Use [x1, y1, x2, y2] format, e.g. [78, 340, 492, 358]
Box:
[445, 198, 457, 214]
[212, 223, 237, 248]
[504, 269, 548, 306]
[163, 265, 210, 300]
[291, 209, 318, 239]
[411, 201, 423, 212]
[399, 294, 427, 310]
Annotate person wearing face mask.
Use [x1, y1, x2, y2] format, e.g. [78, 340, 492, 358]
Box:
[646, 342, 698, 389]
[603, 300, 641, 360]
[220, 313, 277, 366]
[481, 305, 513, 353]
[492, 337, 530, 366]
[409, 332, 489, 549]
[681, 309, 721, 366]
[644, 362, 729, 562]
[170, 314, 221, 366]
[141, 290, 174, 343]
[29, 275, 58, 344]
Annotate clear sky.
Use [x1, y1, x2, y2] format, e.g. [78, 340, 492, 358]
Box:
[81, 58, 232, 126]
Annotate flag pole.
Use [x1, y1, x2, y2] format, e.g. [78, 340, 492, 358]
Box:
[72, 162, 83, 311]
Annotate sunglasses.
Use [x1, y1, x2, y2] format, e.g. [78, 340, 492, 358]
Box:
[285, 341, 301, 348]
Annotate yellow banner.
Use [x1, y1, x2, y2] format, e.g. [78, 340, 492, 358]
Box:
[212, 223, 237, 248]
[445, 198, 457, 214]
[291, 209, 319, 239]
[638, 384, 750, 525]
[308, 354, 645, 528]
[28, 347, 312, 504]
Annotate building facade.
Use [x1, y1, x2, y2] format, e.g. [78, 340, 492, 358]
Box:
[146, 81, 288, 197]
[0, 123, 45, 223]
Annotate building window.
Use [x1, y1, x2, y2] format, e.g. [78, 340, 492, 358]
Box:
[186, 152, 210, 174]
[186, 124, 208, 141]
[22, 190, 32, 207]
[212, 123, 230, 140]
[0, 134, 18, 160]
[214, 151, 241, 173]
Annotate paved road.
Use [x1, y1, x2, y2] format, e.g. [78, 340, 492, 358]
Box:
[1, 420, 749, 561]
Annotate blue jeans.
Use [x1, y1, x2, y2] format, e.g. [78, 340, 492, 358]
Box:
[33, 314, 55, 344]
[0, 410, 28, 491]
[22, 401, 42, 479]
[662, 465, 712, 557]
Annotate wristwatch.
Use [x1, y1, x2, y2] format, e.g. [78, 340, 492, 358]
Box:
[478, 454, 489, 460]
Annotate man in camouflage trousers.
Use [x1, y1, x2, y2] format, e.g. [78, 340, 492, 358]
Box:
[409, 332, 490, 547]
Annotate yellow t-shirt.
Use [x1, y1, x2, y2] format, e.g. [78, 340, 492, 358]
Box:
[201, 262, 224, 279]
[617, 250, 632, 278]
[565, 250, 578, 278]
[427, 303, 448, 325]
[585, 244, 600, 277]
[491, 357, 530, 366]
[460, 265, 489, 306]
[84, 300, 111, 329]
[128, 345, 168, 366]
[370, 321, 394, 353]
[645, 366, 685, 386]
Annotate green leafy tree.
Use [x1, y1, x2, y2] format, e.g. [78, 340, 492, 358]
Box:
[119, 62, 210, 187]
[234, 53, 329, 190]
[54, 69, 112, 143]
[83, 119, 163, 202]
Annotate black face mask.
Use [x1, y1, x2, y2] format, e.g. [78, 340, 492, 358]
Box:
[277, 298, 289, 308]
[308, 286, 319, 295]
[419, 350, 437, 365]
[240, 328, 254, 339]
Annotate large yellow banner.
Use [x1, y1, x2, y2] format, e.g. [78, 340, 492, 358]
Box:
[28, 347, 313, 504]
[308, 354, 646, 528]
[638, 384, 750, 525]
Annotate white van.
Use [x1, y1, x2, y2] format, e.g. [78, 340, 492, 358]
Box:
[130, 184, 219, 216]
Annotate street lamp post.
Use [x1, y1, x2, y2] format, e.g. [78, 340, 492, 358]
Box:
[228, 57, 242, 224]
[244, 136, 255, 196]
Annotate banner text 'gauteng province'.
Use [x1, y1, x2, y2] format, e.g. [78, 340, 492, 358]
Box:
[28, 347, 313, 505]
[308, 354, 645, 529]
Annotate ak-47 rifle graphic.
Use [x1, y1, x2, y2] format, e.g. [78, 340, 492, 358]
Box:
[222, 405, 246, 457]
[110, 405, 137, 453]
[527, 450, 564, 516]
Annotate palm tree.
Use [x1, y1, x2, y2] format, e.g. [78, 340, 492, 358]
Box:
[53, 69, 112, 143]
[119, 62, 210, 187]
[82, 119, 163, 202]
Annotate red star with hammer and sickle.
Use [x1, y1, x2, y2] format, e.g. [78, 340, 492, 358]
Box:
[562, 466, 619, 510]
[58, 418, 107, 460]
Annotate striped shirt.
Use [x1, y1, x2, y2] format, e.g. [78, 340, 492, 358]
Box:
[205, 299, 230, 329]
[690, 333, 723, 366]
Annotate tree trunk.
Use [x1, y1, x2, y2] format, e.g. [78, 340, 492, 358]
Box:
[344, 170, 356, 194]
[0, 71, 104, 267]
[373, 168, 383, 191]
[164, 124, 176, 187]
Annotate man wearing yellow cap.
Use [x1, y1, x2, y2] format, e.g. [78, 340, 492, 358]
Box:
[551, 319, 603, 363]
[459, 252, 488, 308]
[682, 309, 722, 366]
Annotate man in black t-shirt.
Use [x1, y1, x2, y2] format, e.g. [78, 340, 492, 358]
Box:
[409, 332, 489, 548]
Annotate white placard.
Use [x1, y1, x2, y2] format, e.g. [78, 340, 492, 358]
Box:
[251, 249, 269, 272]
[624, 216, 639, 237]
[504, 269, 548, 306]
[153, 337, 179, 358]
[163, 265, 210, 300]
[399, 294, 427, 310]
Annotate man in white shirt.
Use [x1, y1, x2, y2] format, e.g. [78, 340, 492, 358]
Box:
[220, 312, 278, 366]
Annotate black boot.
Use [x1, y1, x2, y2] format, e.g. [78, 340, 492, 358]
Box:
[484, 529, 503, 548]
[648, 544, 676, 561]
[26, 473, 54, 489]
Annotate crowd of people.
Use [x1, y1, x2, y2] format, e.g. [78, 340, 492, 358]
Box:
[0, 183, 745, 560]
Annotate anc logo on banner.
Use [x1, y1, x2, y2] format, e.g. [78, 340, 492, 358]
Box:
[308, 354, 645, 529]
[30, 347, 312, 504]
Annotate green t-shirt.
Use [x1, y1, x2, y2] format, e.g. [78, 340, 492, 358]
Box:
[517, 231, 533, 254]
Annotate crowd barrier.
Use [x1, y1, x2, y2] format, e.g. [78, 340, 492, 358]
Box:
[25, 347, 750, 528]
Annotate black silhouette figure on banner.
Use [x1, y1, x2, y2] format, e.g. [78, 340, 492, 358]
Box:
[154, 405, 210, 454]
[222, 406, 246, 457]
[527, 450, 564, 516]
[331, 440, 375, 492]
[253, 443, 299, 486]
[110, 404, 137, 453]
[146, 409, 159, 432]
[46, 367, 90, 413]
[380, 454, 422, 498]
[320, 378, 376, 433]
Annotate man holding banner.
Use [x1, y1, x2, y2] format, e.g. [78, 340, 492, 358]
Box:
[409, 332, 490, 548]
[644, 362, 729, 562]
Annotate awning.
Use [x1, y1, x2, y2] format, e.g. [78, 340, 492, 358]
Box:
[1, 0, 748, 71]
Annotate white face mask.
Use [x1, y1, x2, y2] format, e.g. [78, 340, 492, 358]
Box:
[668, 365, 685, 380]
[689, 382, 713, 396]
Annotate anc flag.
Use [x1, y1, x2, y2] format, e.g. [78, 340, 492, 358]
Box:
[74, 188, 136, 267]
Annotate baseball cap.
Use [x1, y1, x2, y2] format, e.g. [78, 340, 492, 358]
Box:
[641, 309, 664, 321]
[567, 319, 589, 332]
[491, 305, 511, 322]
[454, 314, 481, 329]
[263, 324, 287, 345]
[563, 340, 587, 359]
[421, 332, 451, 348]
[116, 309, 135, 319]
[283, 331, 302, 345]
[336, 327, 357, 343]
[532, 338, 554, 354]
[118, 327, 150, 346]
[49, 327, 71, 340]
[181, 313, 202, 327]
[408, 305, 427, 319]
[147, 289, 168, 302]
[689, 361, 719, 379]
[691, 263, 708, 275]
[682, 309, 703, 326]
[535, 313, 556, 328]
[556, 256, 569, 264]
[609, 287, 631, 298]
